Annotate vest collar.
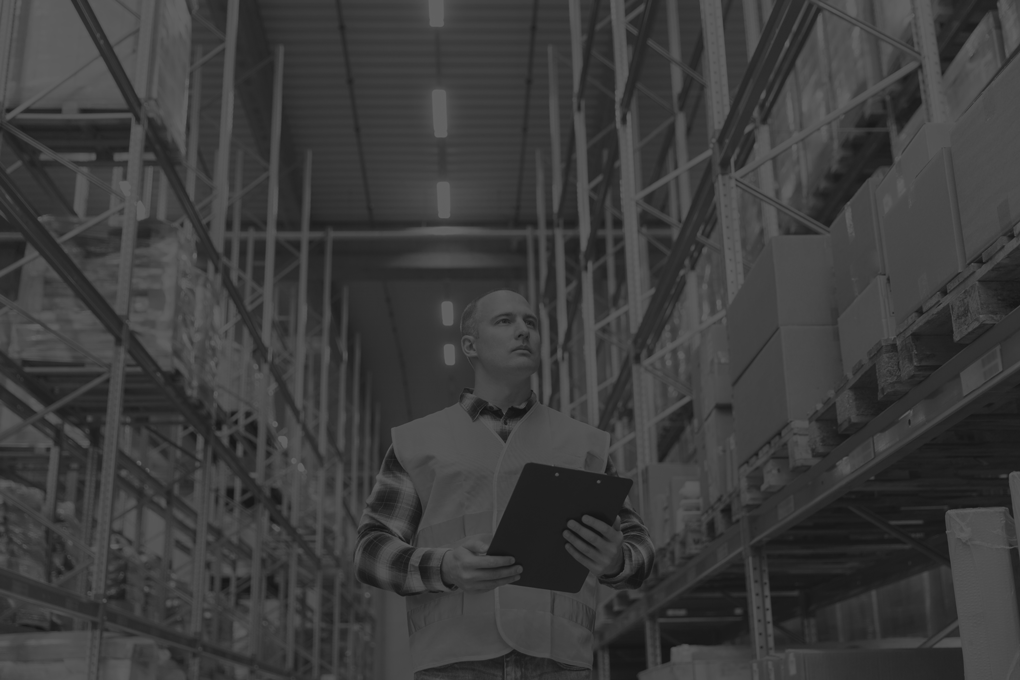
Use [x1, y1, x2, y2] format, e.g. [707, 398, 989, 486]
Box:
[459, 388, 537, 420]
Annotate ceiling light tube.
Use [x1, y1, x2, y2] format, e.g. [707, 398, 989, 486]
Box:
[441, 300, 454, 326]
[429, 0, 444, 27]
[444, 343, 456, 366]
[437, 181, 451, 219]
[432, 89, 448, 138]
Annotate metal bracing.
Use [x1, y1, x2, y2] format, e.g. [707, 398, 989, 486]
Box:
[0, 4, 377, 678]
[546, 0, 971, 669]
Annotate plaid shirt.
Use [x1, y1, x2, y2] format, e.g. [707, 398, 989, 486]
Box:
[354, 389, 655, 596]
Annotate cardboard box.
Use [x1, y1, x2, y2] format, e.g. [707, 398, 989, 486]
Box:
[726, 236, 836, 383]
[781, 648, 964, 680]
[830, 171, 888, 314]
[876, 163, 908, 218]
[943, 11, 1004, 122]
[952, 49, 1020, 261]
[882, 147, 965, 319]
[837, 275, 896, 377]
[697, 408, 734, 506]
[692, 322, 731, 426]
[732, 326, 842, 465]
[1002, 0, 1020, 54]
[899, 122, 954, 185]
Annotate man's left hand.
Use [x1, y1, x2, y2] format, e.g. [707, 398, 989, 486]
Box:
[564, 515, 624, 578]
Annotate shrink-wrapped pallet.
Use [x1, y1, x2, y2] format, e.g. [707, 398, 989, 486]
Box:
[0, 480, 49, 628]
[945, 507, 1020, 680]
[10, 216, 218, 404]
[4, 0, 192, 154]
[0, 631, 184, 680]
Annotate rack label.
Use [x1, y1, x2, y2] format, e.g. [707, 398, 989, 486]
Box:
[836, 438, 875, 478]
[960, 345, 1003, 396]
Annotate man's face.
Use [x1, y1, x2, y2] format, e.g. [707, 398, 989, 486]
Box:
[462, 291, 541, 379]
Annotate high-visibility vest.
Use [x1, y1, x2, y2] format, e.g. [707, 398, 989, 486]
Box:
[391, 401, 611, 673]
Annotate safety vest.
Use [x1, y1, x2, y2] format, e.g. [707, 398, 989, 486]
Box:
[391, 401, 611, 672]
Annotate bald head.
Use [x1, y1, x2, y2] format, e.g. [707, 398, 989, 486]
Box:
[460, 289, 532, 338]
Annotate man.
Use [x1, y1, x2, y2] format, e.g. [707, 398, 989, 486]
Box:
[355, 289, 654, 678]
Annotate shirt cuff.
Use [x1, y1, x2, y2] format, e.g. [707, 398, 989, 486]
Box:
[418, 547, 455, 593]
[598, 543, 634, 586]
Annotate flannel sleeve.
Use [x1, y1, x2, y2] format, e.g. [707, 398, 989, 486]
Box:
[597, 457, 656, 589]
[353, 445, 453, 596]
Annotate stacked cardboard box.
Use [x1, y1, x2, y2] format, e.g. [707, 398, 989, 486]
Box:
[639, 646, 754, 680]
[830, 170, 898, 375]
[831, 170, 889, 316]
[952, 46, 1020, 262]
[881, 145, 966, 321]
[727, 237, 841, 464]
[11, 217, 218, 404]
[776, 648, 964, 680]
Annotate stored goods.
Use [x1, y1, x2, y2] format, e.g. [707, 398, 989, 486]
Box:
[837, 275, 896, 376]
[952, 48, 1020, 261]
[882, 148, 965, 320]
[732, 326, 842, 464]
[726, 236, 835, 383]
[11, 217, 217, 404]
[830, 170, 888, 314]
[5, 0, 192, 154]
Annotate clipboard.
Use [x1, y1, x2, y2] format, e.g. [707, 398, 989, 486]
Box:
[487, 462, 634, 593]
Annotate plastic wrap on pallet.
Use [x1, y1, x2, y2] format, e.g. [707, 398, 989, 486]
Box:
[824, 0, 882, 128]
[942, 11, 1005, 122]
[1002, 0, 1020, 54]
[796, 23, 836, 212]
[6, 0, 192, 155]
[11, 216, 218, 404]
[945, 507, 1020, 680]
[0, 631, 185, 680]
[873, 1, 955, 79]
[768, 77, 804, 230]
[0, 480, 50, 629]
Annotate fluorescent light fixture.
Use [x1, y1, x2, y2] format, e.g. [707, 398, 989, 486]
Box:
[432, 89, 447, 138]
[437, 181, 451, 219]
[444, 343, 456, 366]
[441, 301, 454, 326]
[429, 0, 444, 27]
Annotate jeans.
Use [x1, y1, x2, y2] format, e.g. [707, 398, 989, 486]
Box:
[414, 650, 591, 680]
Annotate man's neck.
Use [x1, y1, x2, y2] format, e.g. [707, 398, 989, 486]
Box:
[471, 373, 532, 412]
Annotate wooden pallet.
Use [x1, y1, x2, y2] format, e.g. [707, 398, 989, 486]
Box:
[834, 339, 907, 433]
[888, 223, 1020, 394]
[736, 420, 840, 509]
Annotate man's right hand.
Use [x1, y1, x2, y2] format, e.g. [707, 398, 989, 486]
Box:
[440, 534, 522, 592]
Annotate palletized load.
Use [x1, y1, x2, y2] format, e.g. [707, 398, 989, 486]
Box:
[9, 216, 218, 404]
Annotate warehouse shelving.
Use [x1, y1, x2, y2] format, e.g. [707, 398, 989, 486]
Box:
[533, 0, 1020, 675]
[0, 2, 381, 679]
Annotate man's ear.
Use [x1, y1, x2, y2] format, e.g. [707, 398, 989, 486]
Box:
[461, 334, 477, 361]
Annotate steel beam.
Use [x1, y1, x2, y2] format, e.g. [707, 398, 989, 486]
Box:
[536, 153, 553, 404]
[568, 0, 601, 426]
[69, 0, 326, 469]
[84, 2, 157, 674]
[610, 0, 656, 473]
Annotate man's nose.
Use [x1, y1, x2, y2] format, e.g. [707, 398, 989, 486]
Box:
[514, 320, 530, 338]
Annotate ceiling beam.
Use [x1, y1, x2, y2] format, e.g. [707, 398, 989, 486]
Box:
[204, 0, 304, 224]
